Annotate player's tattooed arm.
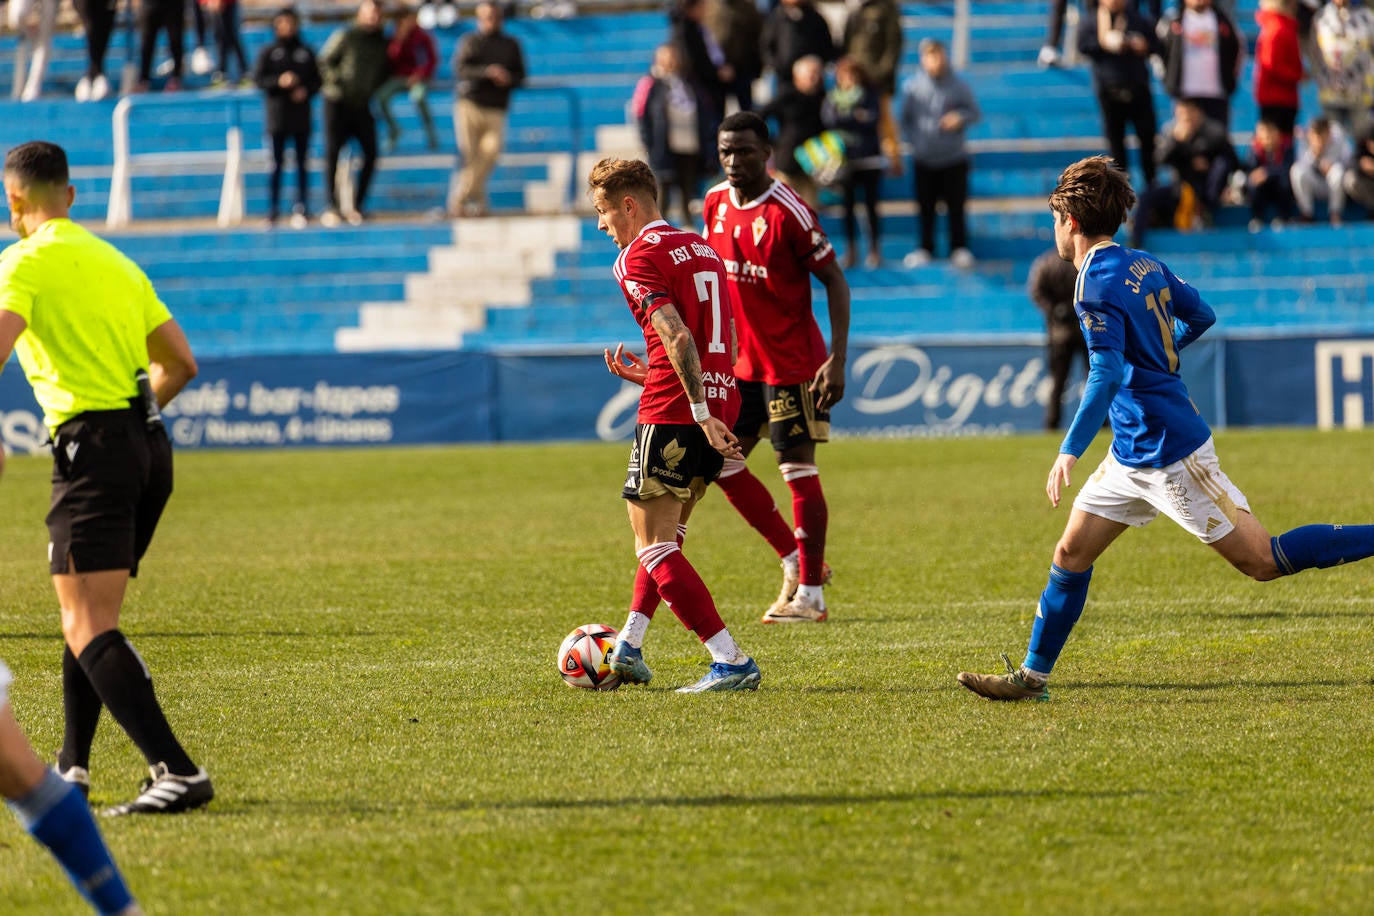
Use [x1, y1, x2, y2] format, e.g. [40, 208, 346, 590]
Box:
[649, 303, 706, 403]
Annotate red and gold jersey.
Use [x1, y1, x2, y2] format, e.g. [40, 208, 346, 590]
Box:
[613, 220, 740, 426]
[701, 179, 836, 385]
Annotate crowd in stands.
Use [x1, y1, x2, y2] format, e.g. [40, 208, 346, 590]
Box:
[1067, 0, 1374, 238]
[7, 0, 1374, 251]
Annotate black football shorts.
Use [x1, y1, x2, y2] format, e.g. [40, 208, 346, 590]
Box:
[47, 407, 172, 576]
[621, 422, 726, 503]
[732, 380, 830, 452]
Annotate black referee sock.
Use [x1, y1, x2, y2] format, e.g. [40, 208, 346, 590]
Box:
[58, 645, 103, 772]
[77, 629, 197, 777]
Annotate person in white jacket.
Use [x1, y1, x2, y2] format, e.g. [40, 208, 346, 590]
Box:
[1312, 0, 1374, 133]
[1290, 115, 1354, 223]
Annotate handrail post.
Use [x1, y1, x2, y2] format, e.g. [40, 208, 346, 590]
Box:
[952, 0, 971, 70]
[217, 97, 245, 227]
[107, 96, 133, 228]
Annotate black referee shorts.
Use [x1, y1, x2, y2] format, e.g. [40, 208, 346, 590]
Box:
[47, 406, 172, 577]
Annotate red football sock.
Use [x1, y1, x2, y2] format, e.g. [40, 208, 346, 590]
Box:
[628, 526, 686, 618]
[637, 542, 725, 642]
[782, 463, 827, 586]
[715, 462, 796, 557]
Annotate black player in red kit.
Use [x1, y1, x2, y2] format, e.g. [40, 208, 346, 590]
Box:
[589, 157, 762, 693]
[702, 111, 851, 623]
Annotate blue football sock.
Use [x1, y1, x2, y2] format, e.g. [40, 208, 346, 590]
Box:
[1271, 525, 1374, 576]
[1023, 564, 1094, 677]
[9, 770, 135, 915]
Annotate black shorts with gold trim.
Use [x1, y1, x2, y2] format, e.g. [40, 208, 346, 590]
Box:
[621, 422, 726, 503]
[732, 379, 830, 452]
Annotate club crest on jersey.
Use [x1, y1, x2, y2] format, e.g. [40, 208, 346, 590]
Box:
[625, 280, 646, 303]
[751, 216, 768, 245]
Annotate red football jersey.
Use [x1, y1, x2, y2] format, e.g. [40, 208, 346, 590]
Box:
[701, 179, 836, 385]
[613, 220, 741, 426]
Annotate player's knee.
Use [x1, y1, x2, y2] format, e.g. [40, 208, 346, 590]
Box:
[1233, 554, 1282, 582]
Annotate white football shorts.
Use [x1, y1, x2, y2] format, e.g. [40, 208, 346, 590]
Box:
[1073, 437, 1251, 544]
[0, 659, 10, 708]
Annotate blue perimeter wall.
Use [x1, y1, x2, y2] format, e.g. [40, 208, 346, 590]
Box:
[2, 336, 1373, 453]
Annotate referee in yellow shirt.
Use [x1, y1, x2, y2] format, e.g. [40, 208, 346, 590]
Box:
[0, 141, 212, 816]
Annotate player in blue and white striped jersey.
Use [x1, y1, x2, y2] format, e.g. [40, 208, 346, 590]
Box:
[959, 155, 1374, 701]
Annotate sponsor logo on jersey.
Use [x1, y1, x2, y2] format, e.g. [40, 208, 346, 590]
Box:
[722, 259, 768, 281]
[644, 232, 661, 245]
[752, 216, 768, 245]
[1080, 310, 1108, 334]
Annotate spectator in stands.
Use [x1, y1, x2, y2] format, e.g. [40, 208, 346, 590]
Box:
[9, 0, 56, 102]
[762, 0, 835, 85]
[1312, 0, 1374, 135]
[319, 0, 390, 226]
[634, 43, 712, 225]
[1254, 0, 1304, 137]
[188, 0, 214, 77]
[1290, 115, 1352, 224]
[202, 0, 249, 87]
[823, 57, 884, 268]
[843, 0, 902, 170]
[1243, 117, 1297, 229]
[137, 0, 188, 91]
[707, 0, 763, 113]
[1132, 99, 1237, 245]
[1039, 0, 1162, 68]
[74, 0, 117, 101]
[672, 0, 730, 153]
[1027, 247, 1086, 431]
[378, 6, 441, 153]
[1078, 0, 1162, 189]
[1341, 121, 1374, 210]
[898, 37, 981, 270]
[1160, 0, 1243, 130]
[451, 1, 526, 217]
[254, 6, 321, 229]
[759, 54, 827, 207]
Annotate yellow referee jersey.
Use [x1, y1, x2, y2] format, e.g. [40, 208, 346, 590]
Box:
[0, 218, 172, 431]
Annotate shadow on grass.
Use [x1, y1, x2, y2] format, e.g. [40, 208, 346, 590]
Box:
[0, 630, 385, 640]
[1061, 678, 1366, 691]
[1203, 609, 1372, 620]
[224, 786, 1150, 815]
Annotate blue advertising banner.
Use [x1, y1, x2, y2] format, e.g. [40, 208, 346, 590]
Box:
[0, 352, 494, 454]
[0, 335, 1334, 453]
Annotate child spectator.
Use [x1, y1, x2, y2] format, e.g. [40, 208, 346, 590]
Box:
[1254, 0, 1304, 136]
[253, 6, 321, 228]
[1244, 118, 1297, 229]
[1291, 115, 1353, 224]
[822, 56, 885, 268]
[378, 7, 441, 152]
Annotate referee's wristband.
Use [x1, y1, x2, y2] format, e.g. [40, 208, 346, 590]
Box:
[690, 401, 711, 423]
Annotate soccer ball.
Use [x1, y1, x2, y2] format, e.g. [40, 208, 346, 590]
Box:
[556, 623, 621, 690]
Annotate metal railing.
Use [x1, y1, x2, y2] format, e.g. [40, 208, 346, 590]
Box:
[107, 91, 257, 228]
[106, 83, 584, 227]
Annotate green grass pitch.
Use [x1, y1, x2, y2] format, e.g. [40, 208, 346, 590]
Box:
[1, 429, 1372, 914]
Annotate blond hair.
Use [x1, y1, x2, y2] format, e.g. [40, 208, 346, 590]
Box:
[586, 157, 658, 206]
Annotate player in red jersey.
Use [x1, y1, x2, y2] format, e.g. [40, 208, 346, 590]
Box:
[701, 111, 851, 624]
[588, 157, 762, 693]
